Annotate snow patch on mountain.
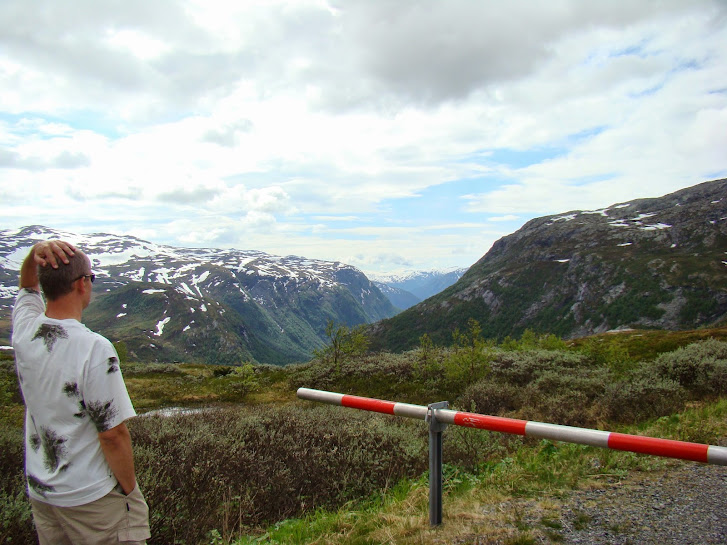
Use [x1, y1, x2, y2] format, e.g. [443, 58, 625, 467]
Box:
[154, 317, 171, 336]
[0, 227, 367, 292]
[367, 266, 466, 285]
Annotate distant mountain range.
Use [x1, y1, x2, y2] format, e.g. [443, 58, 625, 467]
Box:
[369, 178, 727, 352]
[370, 268, 467, 310]
[0, 227, 400, 364]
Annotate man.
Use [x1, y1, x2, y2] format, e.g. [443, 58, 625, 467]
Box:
[11, 240, 151, 544]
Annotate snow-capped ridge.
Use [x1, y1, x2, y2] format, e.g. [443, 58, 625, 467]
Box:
[0, 225, 398, 365]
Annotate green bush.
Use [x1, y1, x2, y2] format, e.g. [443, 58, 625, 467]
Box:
[458, 380, 522, 415]
[0, 427, 34, 545]
[442, 348, 492, 390]
[652, 339, 727, 396]
[520, 389, 592, 427]
[602, 377, 686, 423]
[444, 427, 518, 473]
[0, 360, 22, 407]
[216, 364, 260, 401]
[512, 370, 607, 427]
[490, 350, 590, 387]
[123, 362, 184, 376]
[289, 351, 422, 401]
[129, 404, 426, 545]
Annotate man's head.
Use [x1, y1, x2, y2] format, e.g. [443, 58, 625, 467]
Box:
[38, 251, 93, 302]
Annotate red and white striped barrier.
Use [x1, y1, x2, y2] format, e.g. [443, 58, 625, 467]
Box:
[297, 388, 727, 465]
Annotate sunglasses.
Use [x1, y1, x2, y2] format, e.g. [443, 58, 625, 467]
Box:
[74, 274, 96, 283]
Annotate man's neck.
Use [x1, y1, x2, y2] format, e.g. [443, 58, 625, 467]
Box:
[45, 300, 83, 322]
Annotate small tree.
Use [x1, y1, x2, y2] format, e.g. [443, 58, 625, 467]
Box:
[519, 329, 538, 350]
[419, 333, 434, 365]
[413, 333, 438, 382]
[314, 320, 370, 373]
[580, 338, 634, 377]
[445, 319, 491, 385]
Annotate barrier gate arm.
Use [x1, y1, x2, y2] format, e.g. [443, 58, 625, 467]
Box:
[298, 387, 727, 526]
[297, 388, 727, 465]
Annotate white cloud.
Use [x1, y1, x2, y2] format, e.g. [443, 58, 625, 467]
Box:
[0, 0, 725, 273]
[105, 28, 172, 61]
[489, 215, 521, 223]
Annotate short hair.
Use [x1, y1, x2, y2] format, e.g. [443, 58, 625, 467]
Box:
[38, 252, 90, 301]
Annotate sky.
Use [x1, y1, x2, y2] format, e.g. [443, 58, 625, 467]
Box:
[1, 1, 726, 276]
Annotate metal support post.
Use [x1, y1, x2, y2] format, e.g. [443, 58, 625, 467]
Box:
[426, 401, 449, 526]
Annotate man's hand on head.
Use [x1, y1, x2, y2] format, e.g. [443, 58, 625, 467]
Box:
[34, 240, 76, 269]
[19, 240, 77, 290]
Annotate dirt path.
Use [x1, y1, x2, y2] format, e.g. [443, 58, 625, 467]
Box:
[557, 462, 727, 544]
[447, 462, 727, 544]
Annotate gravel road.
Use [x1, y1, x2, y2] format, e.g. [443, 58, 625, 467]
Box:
[558, 462, 727, 544]
[449, 461, 727, 545]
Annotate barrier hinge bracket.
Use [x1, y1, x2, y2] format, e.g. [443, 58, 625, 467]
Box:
[426, 401, 449, 433]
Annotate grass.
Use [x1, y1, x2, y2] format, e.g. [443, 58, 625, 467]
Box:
[571, 512, 591, 530]
[123, 362, 277, 411]
[569, 324, 727, 362]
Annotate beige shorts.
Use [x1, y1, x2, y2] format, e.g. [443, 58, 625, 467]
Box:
[30, 484, 151, 545]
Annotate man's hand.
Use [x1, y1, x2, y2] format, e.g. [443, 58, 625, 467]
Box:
[98, 422, 137, 495]
[33, 240, 76, 268]
[19, 240, 77, 290]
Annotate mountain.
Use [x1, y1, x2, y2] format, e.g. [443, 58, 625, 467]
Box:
[371, 282, 420, 311]
[370, 268, 468, 310]
[0, 226, 398, 365]
[368, 178, 727, 352]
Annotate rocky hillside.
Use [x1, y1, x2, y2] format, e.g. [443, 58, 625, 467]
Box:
[0, 227, 397, 364]
[369, 178, 727, 352]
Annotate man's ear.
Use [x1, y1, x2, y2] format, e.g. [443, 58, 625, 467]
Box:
[74, 276, 89, 295]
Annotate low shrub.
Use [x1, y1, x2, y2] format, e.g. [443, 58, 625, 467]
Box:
[652, 339, 727, 397]
[490, 350, 590, 387]
[288, 351, 423, 401]
[602, 377, 686, 423]
[578, 337, 635, 376]
[463, 355, 611, 427]
[444, 427, 519, 473]
[0, 427, 33, 545]
[123, 362, 184, 376]
[458, 380, 522, 415]
[525, 369, 610, 401]
[129, 404, 427, 545]
[519, 389, 592, 427]
[0, 360, 22, 407]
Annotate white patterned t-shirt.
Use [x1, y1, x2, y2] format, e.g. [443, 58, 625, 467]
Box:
[11, 288, 136, 507]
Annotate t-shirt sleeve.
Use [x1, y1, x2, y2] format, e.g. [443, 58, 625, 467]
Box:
[11, 289, 45, 342]
[82, 338, 136, 433]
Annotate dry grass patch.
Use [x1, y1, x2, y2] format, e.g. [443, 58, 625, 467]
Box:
[246, 381, 297, 404]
